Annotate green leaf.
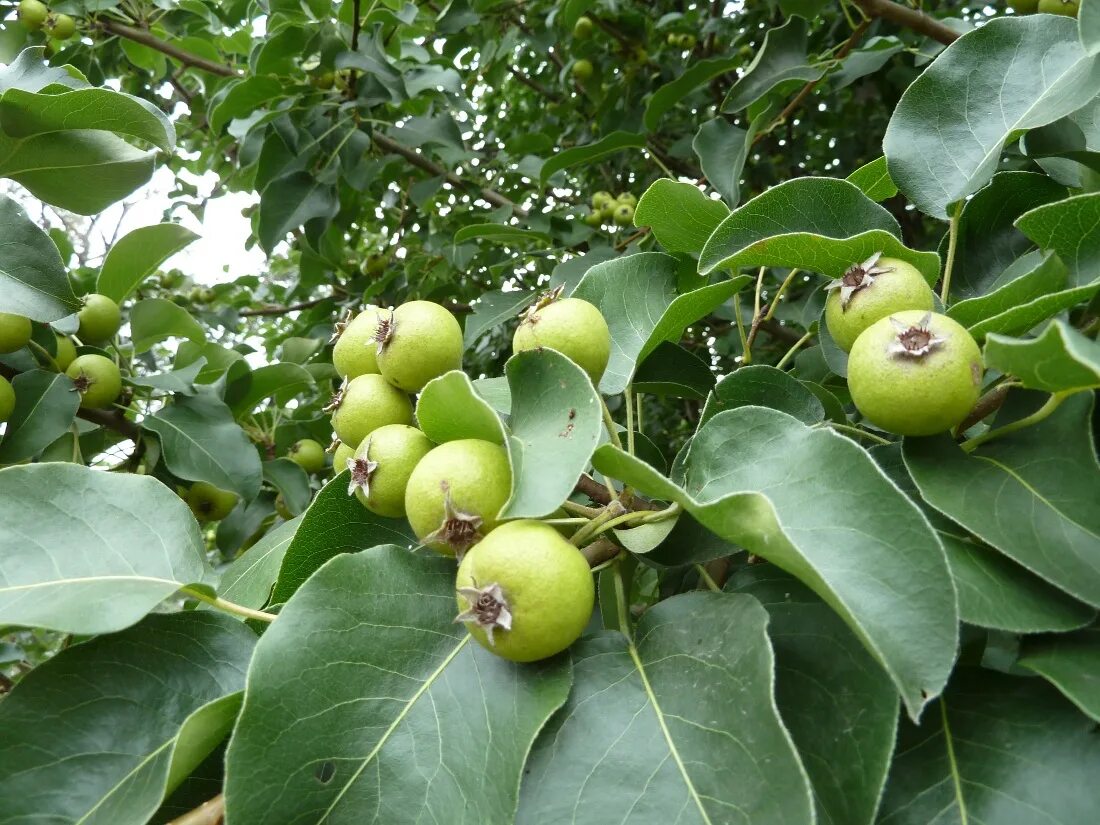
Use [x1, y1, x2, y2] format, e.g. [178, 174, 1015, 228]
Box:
[884, 15, 1100, 218]
[416, 369, 506, 445]
[258, 171, 339, 253]
[943, 535, 1095, 634]
[216, 516, 300, 611]
[499, 348, 602, 519]
[539, 131, 645, 186]
[452, 223, 550, 245]
[0, 369, 78, 463]
[0, 463, 211, 634]
[0, 195, 80, 321]
[1083, 0, 1100, 55]
[904, 393, 1100, 607]
[574, 252, 751, 394]
[722, 16, 824, 113]
[878, 668, 1100, 824]
[224, 362, 315, 416]
[831, 36, 903, 90]
[462, 288, 536, 349]
[262, 458, 311, 514]
[97, 223, 200, 303]
[226, 547, 572, 823]
[692, 116, 755, 207]
[945, 172, 1067, 301]
[268, 471, 415, 605]
[729, 566, 898, 825]
[1017, 191, 1100, 287]
[700, 365, 824, 427]
[0, 86, 173, 151]
[0, 130, 156, 214]
[209, 76, 285, 133]
[846, 156, 897, 202]
[645, 511, 744, 566]
[518, 592, 814, 824]
[1018, 628, 1100, 722]
[984, 320, 1100, 392]
[698, 177, 940, 285]
[593, 407, 958, 718]
[633, 178, 729, 255]
[644, 54, 742, 131]
[130, 298, 206, 353]
[0, 612, 253, 825]
[126, 357, 206, 395]
[632, 341, 716, 401]
[0, 47, 84, 93]
[144, 394, 263, 500]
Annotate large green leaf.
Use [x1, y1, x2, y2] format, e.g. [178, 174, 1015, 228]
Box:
[0, 612, 253, 825]
[267, 470, 415, 605]
[878, 668, 1100, 824]
[452, 224, 550, 245]
[0, 195, 80, 321]
[644, 54, 741, 131]
[226, 547, 572, 824]
[416, 369, 506, 445]
[97, 223, 200, 303]
[518, 591, 814, 824]
[632, 341, 716, 401]
[700, 364, 824, 428]
[258, 171, 339, 252]
[499, 348, 602, 519]
[692, 116, 756, 207]
[130, 297, 206, 353]
[216, 516, 301, 611]
[698, 177, 940, 283]
[144, 394, 263, 500]
[0, 86, 173, 151]
[262, 458, 311, 514]
[224, 362, 315, 416]
[883, 15, 1100, 219]
[209, 76, 285, 133]
[1016, 191, 1100, 287]
[1018, 628, 1100, 722]
[0, 46, 84, 93]
[0, 463, 211, 633]
[0, 369, 78, 463]
[904, 393, 1100, 607]
[0, 129, 158, 215]
[539, 131, 645, 186]
[730, 566, 898, 825]
[943, 172, 1068, 301]
[983, 320, 1100, 392]
[574, 252, 750, 394]
[594, 407, 958, 717]
[633, 178, 729, 255]
[722, 16, 824, 113]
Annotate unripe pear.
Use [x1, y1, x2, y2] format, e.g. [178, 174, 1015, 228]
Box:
[513, 290, 611, 384]
[375, 301, 463, 392]
[612, 203, 635, 226]
[65, 354, 122, 409]
[53, 335, 77, 371]
[186, 481, 238, 522]
[47, 12, 76, 40]
[329, 373, 413, 448]
[572, 59, 593, 81]
[332, 440, 356, 471]
[347, 424, 434, 518]
[332, 307, 382, 379]
[404, 439, 512, 556]
[1037, 0, 1078, 15]
[0, 312, 32, 353]
[287, 438, 326, 474]
[18, 0, 48, 30]
[824, 254, 934, 352]
[77, 294, 122, 343]
[848, 311, 983, 436]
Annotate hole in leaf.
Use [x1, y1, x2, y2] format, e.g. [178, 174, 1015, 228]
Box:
[315, 761, 336, 784]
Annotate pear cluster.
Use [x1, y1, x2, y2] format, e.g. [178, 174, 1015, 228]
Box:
[584, 190, 638, 231]
[323, 290, 610, 663]
[825, 254, 983, 436]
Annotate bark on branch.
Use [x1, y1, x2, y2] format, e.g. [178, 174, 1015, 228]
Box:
[852, 0, 961, 46]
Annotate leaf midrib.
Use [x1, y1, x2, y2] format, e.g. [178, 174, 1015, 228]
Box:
[315, 634, 470, 821]
[626, 641, 712, 825]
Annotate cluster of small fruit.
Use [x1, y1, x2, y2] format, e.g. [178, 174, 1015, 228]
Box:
[0, 294, 123, 425]
[16, 0, 76, 40]
[323, 290, 611, 662]
[822, 254, 984, 436]
[583, 190, 637, 229]
[1008, 0, 1080, 17]
[568, 14, 651, 82]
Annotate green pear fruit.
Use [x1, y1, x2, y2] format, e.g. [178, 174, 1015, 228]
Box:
[513, 290, 611, 384]
[65, 354, 122, 409]
[329, 373, 413, 448]
[348, 424, 434, 518]
[332, 307, 382, 379]
[375, 301, 463, 392]
[0, 312, 32, 354]
[824, 254, 934, 352]
[77, 294, 122, 343]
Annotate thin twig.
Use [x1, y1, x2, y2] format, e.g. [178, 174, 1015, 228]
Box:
[852, 0, 961, 46]
[166, 794, 224, 825]
[98, 19, 238, 77]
